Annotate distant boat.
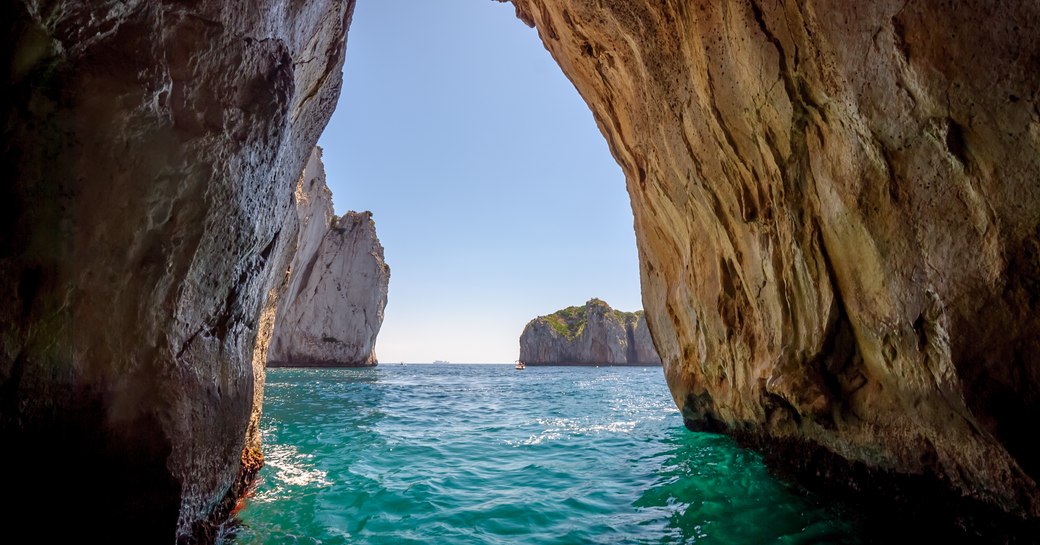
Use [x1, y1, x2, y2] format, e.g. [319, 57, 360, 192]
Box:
[515, 360, 525, 370]
[433, 360, 449, 364]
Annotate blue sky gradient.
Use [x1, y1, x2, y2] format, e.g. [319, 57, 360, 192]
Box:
[317, 0, 642, 363]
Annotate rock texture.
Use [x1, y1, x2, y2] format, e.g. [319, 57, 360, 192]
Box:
[0, 1, 354, 542]
[268, 148, 390, 367]
[504, 0, 1040, 536]
[520, 299, 662, 365]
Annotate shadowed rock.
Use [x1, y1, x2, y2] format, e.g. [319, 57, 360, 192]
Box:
[0, 1, 354, 541]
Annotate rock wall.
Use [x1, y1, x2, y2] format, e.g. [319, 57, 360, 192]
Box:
[520, 299, 662, 365]
[0, 1, 354, 542]
[505, 0, 1040, 534]
[268, 148, 390, 367]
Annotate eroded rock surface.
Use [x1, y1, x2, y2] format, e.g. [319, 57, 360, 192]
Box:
[505, 0, 1040, 534]
[520, 298, 661, 365]
[0, 1, 354, 541]
[268, 148, 389, 367]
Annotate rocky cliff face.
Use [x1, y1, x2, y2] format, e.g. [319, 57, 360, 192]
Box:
[268, 148, 389, 367]
[505, 0, 1040, 534]
[520, 299, 662, 365]
[0, 1, 353, 541]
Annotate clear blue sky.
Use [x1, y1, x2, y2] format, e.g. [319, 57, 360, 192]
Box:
[317, 0, 642, 363]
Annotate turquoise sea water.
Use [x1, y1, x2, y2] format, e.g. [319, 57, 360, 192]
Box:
[234, 365, 864, 544]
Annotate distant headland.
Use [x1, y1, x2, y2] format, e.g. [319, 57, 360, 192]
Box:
[519, 299, 662, 366]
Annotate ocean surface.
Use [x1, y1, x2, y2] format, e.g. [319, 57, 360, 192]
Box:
[233, 364, 864, 544]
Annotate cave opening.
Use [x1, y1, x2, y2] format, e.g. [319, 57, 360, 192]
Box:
[308, 0, 645, 365]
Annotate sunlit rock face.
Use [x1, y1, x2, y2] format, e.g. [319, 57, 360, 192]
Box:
[519, 299, 661, 365]
[268, 148, 390, 368]
[0, 1, 354, 541]
[506, 0, 1040, 532]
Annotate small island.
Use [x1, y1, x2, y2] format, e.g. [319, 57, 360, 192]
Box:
[519, 298, 662, 366]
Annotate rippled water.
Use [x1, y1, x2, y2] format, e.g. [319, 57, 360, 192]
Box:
[234, 365, 864, 544]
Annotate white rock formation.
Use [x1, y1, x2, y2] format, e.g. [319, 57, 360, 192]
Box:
[268, 148, 390, 367]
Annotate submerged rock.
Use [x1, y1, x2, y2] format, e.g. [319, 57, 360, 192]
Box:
[520, 299, 662, 365]
[505, 0, 1040, 536]
[268, 148, 390, 367]
[0, 1, 354, 541]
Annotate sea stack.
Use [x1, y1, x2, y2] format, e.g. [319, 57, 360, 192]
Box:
[520, 299, 662, 365]
[268, 149, 390, 367]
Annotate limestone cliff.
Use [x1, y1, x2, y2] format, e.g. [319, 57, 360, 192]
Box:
[505, 0, 1040, 535]
[520, 299, 662, 365]
[268, 148, 390, 367]
[0, 1, 354, 542]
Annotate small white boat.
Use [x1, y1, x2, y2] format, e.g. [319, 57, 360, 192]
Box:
[515, 360, 526, 370]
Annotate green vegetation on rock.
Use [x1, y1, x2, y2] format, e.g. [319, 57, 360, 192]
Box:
[536, 299, 645, 340]
[539, 304, 587, 339]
